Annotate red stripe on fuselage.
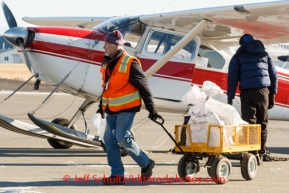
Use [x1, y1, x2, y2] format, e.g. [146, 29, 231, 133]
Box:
[191, 68, 228, 90]
[277, 70, 289, 77]
[29, 40, 104, 65]
[139, 58, 195, 81]
[191, 68, 289, 105]
[29, 27, 106, 40]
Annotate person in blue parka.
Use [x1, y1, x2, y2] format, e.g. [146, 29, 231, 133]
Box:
[227, 34, 278, 161]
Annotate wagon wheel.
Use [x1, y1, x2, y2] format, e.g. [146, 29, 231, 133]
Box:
[209, 155, 231, 184]
[206, 155, 216, 177]
[255, 153, 263, 166]
[178, 155, 200, 181]
[241, 153, 257, 180]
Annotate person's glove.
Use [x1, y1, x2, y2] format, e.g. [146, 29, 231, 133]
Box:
[148, 108, 162, 121]
[227, 97, 233, 105]
[96, 107, 105, 118]
[268, 94, 275, 109]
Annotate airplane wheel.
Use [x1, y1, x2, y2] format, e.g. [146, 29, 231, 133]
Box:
[178, 155, 200, 180]
[240, 153, 257, 180]
[209, 155, 231, 184]
[101, 130, 135, 157]
[47, 118, 76, 149]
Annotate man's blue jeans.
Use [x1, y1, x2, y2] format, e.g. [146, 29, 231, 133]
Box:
[104, 112, 150, 177]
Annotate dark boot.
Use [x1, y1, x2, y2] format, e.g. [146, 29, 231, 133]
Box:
[141, 159, 155, 180]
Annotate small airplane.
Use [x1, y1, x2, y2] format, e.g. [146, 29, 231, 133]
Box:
[1, 1, 289, 151]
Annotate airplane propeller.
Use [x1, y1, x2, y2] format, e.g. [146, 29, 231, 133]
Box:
[2, 1, 34, 74]
[2, 1, 17, 28]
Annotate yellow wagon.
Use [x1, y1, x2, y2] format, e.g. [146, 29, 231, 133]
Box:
[173, 124, 261, 184]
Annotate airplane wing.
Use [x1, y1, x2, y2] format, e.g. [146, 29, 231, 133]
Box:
[22, 16, 111, 29]
[139, 0, 289, 45]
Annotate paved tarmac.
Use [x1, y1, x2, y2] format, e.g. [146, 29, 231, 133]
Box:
[0, 92, 288, 193]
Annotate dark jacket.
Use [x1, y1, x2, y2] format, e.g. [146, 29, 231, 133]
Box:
[227, 40, 278, 98]
[100, 49, 155, 114]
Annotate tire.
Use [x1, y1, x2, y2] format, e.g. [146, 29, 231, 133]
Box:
[47, 118, 76, 149]
[209, 155, 232, 184]
[206, 155, 216, 177]
[256, 153, 263, 166]
[102, 130, 135, 157]
[178, 155, 200, 180]
[241, 153, 257, 180]
[207, 167, 212, 178]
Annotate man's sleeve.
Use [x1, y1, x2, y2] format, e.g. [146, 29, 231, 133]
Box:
[227, 55, 240, 99]
[129, 60, 154, 110]
[267, 55, 278, 94]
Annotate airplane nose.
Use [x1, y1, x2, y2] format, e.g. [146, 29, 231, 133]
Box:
[4, 27, 35, 74]
[3, 27, 29, 46]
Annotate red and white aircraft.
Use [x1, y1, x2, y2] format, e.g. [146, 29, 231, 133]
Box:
[1, 1, 289, 149]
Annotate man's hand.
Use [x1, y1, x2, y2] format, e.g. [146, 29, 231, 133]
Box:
[268, 94, 275, 109]
[148, 108, 162, 121]
[96, 107, 105, 118]
[227, 97, 233, 105]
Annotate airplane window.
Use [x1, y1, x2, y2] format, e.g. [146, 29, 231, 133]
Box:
[147, 39, 165, 54]
[264, 43, 289, 69]
[170, 34, 196, 60]
[146, 31, 196, 60]
[146, 31, 167, 54]
[198, 45, 225, 69]
[93, 16, 146, 49]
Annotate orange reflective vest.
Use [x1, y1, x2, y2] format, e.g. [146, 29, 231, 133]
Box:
[100, 52, 142, 112]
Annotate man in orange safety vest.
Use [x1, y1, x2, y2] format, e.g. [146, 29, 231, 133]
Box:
[97, 30, 162, 185]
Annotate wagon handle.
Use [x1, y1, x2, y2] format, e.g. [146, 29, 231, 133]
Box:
[152, 117, 187, 158]
[151, 115, 164, 125]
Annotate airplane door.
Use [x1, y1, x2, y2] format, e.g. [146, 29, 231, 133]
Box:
[138, 29, 200, 101]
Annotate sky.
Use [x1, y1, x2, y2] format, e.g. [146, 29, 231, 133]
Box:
[0, 0, 280, 31]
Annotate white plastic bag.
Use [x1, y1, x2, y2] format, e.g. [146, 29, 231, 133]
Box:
[181, 81, 223, 106]
[181, 85, 207, 105]
[188, 100, 224, 143]
[204, 97, 247, 146]
[182, 81, 248, 146]
[201, 81, 223, 97]
[91, 113, 106, 143]
[207, 97, 248, 125]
